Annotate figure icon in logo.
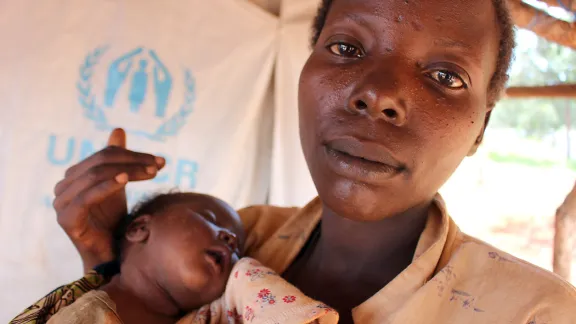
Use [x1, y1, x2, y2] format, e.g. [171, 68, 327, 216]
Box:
[129, 59, 149, 113]
[149, 49, 173, 118]
[79, 45, 194, 141]
[104, 47, 143, 108]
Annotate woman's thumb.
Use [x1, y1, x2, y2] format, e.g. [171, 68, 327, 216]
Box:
[107, 128, 126, 148]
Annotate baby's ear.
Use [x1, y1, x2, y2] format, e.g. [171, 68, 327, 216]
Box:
[125, 215, 151, 243]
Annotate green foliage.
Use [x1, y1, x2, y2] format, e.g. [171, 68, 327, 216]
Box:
[488, 152, 576, 171]
[490, 30, 575, 139]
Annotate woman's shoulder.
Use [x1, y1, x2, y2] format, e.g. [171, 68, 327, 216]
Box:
[455, 232, 576, 316]
[238, 204, 302, 230]
[238, 203, 303, 255]
[237, 197, 322, 260]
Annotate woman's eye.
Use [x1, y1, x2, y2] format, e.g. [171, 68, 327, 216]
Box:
[328, 42, 363, 58]
[428, 70, 466, 89]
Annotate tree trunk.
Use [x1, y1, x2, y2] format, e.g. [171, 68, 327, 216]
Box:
[566, 100, 572, 161]
[538, 0, 576, 12]
[553, 181, 576, 281]
[507, 0, 576, 50]
[505, 84, 576, 98]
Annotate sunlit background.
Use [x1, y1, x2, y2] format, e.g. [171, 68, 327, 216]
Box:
[441, 27, 576, 284]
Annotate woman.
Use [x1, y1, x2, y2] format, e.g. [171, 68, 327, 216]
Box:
[13, 0, 576, 323]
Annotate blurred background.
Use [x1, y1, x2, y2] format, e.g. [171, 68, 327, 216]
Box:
[443, 24, 576, 290]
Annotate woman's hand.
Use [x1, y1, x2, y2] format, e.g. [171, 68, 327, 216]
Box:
[53, 128, 165, 272]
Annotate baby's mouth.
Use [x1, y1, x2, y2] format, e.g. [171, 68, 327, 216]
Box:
[204, 246, 231, 276]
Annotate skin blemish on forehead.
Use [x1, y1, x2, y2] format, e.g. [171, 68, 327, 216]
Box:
[412, 22, 423, 31]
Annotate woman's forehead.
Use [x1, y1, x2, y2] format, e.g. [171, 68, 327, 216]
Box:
[325, 0, 500, 46]
[324, 0, 500, 76]
[330, 0, 496, 19]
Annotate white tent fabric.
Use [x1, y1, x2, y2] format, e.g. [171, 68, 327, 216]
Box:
[268, 0, 320, 206]
[0, 0, 280, 320]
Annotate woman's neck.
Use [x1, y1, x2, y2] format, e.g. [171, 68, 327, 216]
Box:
[101, 264, 180, 324]
[313, 200, 431, 280]
[282, 200, 432, 318]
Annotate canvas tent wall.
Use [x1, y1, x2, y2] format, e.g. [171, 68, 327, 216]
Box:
[0, 0, 321, 320]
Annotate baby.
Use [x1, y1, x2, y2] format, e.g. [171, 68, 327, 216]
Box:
[43, 192, 338, 324]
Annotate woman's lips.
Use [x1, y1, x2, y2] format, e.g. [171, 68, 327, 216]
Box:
[323, 137, 405, 183]
[327, 137, 404, 168]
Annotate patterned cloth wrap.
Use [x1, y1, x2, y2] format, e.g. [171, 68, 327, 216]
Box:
[10, 258, 339, 324]
[9, 271, 107, 324]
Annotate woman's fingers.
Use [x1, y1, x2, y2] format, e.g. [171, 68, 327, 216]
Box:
[64, 146, 162, 180]
[54, 162, 159, 201]
[56, 174, 128, 236]
[58, 129, 165, 188]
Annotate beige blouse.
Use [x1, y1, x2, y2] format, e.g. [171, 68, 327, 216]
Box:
[240, 195, 576, 323]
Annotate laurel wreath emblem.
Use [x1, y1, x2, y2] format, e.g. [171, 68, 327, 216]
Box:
[77, 46, 195, 141]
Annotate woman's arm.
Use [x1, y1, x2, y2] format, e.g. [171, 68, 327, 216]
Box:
[11, 129, 165, 323]
[54, 128, 164, 272]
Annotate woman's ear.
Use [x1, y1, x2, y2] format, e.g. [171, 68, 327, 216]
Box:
[468, 110, 492, 156]
[125, 215, 152, 243]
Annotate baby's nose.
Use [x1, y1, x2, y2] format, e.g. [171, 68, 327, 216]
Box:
[217, 230, 238, 252]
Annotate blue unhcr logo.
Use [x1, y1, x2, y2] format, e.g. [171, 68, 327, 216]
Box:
[77, 46, 195, 141]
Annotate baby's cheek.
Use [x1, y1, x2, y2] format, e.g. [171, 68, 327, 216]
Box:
[177, 252, 212, 289]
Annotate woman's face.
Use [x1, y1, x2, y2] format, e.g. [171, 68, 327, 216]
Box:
[299, 0, 501, 221]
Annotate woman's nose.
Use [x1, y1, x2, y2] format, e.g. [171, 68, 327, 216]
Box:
[348, 92, 407, 126]
[347, 77, 408, 127]
[217, 230, 238, 252]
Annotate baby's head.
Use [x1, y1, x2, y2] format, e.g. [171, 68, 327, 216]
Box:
[114, 192, 244, 312]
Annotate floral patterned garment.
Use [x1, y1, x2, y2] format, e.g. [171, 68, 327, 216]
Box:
[178, 257, 338, 324]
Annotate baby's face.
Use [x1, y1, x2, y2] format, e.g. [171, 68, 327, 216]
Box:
[142, 193, 244, 311]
